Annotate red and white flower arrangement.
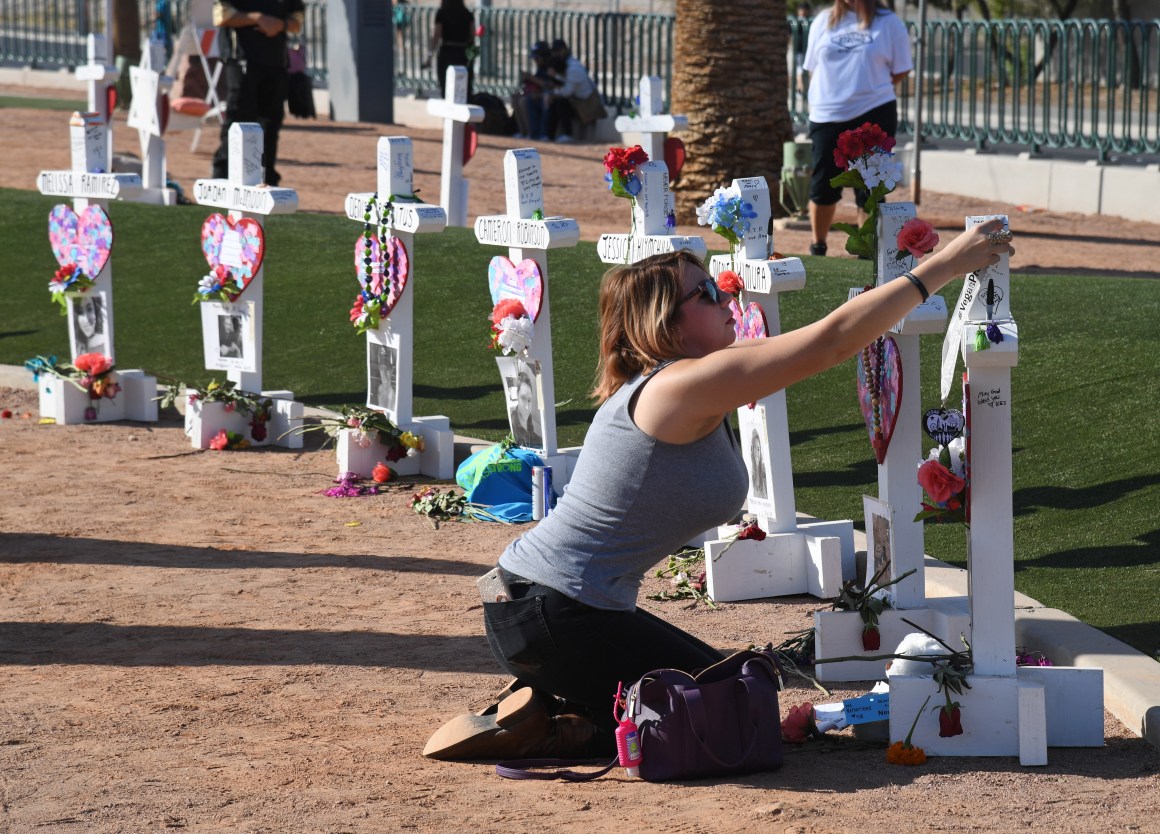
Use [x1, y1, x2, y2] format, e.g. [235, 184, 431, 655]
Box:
[489, 298, 534, 357]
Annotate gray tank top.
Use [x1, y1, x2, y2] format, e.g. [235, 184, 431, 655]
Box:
[499, 362, 749, 611]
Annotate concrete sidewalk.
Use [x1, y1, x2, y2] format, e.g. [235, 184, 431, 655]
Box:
[5, 361, 1157, 749]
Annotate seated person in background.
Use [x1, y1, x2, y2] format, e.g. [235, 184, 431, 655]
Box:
[545, 38, 603, 143]
[511, 41, 556, 140]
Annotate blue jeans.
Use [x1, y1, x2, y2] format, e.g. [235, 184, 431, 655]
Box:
[482, 571, 725, 748]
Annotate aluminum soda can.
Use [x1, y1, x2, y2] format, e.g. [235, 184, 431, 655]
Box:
[531, 465, 552, 520]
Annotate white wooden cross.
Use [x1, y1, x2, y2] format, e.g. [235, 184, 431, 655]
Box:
[34, 113, 157, 424]
[812, 202, 969, 682]
[596, 160, 706, 265]
[613, 75, 687, 166]
[126, 38, 179, 205]
[338, 136, 455, 479]
[426, 66, 484, 227]
[474, 148, 582, 485]
[888, 214, 1103, 762]
[700, 176, 854, 603]
[74, 33, 119, 174]
[190, 122, 302, 449]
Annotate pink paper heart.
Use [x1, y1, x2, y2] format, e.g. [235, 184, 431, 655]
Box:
[730, 299, 768, 342]
[48, 204, 113, 278]
[856, 335, 903, 465]
[354, 232, 410, 317]
[488, 256, 543, 322]
[200, 213, 265, 302]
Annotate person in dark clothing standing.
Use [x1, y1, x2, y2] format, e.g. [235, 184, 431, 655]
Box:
[422, 0, 475, 98]
[211, 0, 304, 187]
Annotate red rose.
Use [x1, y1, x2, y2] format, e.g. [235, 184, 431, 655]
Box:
[938, 704, 964, 737]
[0, 409, 11, 419]
[385, 443, 407, 462]
[918, 460, 966, 504]
[780, 702, 815, 744]
[896, 218, 940, 258]
[736, 520, 766, 541]
[716, 270, 743, 295]
[209, 430, 230, 451]
[603, 145, 649, 177]
[491, 298, 528, 325]
[862, 624, 881, 651]
[372, 462, 393, 483]
[250, 420, 268, 442]
[74, 353, 112, 375]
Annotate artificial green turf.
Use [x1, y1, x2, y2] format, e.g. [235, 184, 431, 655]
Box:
[4, 187, 1158, 659]
[0, 95, 87, 111]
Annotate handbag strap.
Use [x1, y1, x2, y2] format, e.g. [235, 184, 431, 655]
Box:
[495, 755, 619, 782]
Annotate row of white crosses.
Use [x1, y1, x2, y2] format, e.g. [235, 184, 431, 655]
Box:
[338, 137, 456, 479]
[36, 111, 158, 424]
[888, 215, 1103, 762]
[474, 148, 582, 481]
[187, 123, 303, 449]
[701, 177, 855, 602]
[812, 202, 970, 681]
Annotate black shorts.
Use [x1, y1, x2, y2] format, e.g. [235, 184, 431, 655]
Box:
[808, 100, 899, 207]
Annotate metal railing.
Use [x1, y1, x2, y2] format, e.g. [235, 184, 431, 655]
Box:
[3, 3, 1157, 159]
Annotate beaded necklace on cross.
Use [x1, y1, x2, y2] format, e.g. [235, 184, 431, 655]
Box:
[859, 284, 886, 457]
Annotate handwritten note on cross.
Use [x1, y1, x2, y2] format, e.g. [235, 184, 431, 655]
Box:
[426, 66, 484, 227]
[613, 75, 687, 165]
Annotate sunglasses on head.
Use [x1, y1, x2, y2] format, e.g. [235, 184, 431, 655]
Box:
[678, 277, 726, 307]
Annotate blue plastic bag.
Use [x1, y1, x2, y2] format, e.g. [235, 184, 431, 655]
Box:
[455, 442, 546, 523]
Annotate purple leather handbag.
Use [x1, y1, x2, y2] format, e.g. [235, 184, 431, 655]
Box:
[625, 648, 784, 781]
[496, 648, 784, 783]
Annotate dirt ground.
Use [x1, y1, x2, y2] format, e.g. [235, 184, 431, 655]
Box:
[2, 93, 1159, 834]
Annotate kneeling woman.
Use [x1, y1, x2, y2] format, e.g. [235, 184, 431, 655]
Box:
[425, 220, 1014, 761]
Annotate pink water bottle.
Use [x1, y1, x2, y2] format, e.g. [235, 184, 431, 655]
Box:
[613, 683, 643, 777]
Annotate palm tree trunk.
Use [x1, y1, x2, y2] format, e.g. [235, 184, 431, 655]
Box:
[671, 0, 794, 218]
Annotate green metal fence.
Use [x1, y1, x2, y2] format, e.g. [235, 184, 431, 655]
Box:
[2, 2, 1157, 159]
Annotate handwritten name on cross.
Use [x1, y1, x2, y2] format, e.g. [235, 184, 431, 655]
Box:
[38, 113, 143, 202]
[596, 161, 706, 265]
[426, 66, 484, 227]
[614, 75, 687, 165]
[344, 137, 447, 235]
[193, 123, 298, 392]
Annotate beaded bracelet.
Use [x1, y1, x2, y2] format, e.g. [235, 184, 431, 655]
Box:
[901, 271, 929, 302]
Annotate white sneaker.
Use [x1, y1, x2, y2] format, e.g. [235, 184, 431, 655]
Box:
[555, 134, 575, 144]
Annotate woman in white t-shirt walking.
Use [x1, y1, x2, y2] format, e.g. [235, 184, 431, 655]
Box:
[801, 0, 912, 256]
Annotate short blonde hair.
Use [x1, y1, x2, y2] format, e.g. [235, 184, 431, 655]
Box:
[591, 249, 707, 403]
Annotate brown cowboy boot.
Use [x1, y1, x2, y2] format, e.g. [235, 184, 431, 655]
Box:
[423, 689, 597, 761]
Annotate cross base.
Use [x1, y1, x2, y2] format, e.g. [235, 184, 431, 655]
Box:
[184, 392, 303, 450]
[813, 600, 971, 682]
[705, 518, 854, 602]
[336, 416, 455, 480]
[38, 370, 159, 424]
[888, 666, 1103, 763]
